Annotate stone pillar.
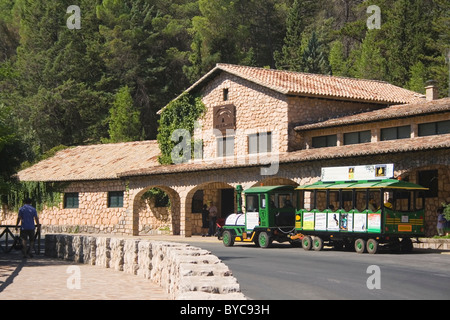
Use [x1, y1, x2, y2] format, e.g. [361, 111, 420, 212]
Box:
[178, 188, 192, 237]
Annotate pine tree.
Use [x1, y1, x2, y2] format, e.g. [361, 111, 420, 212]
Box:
[105, 86, 141, 143]
[301, 31, 330, 74]
[329, 40, 349, 77]
[407, 61, 427, 94]
[385, 0, 438, 87]
[274, 0, 317, 71]
[354, 29, 387, 80]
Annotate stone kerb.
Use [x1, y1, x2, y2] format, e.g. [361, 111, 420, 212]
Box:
[44, 234, 246, 300]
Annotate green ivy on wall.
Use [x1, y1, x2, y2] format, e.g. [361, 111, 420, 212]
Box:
[157, 93, 206, 165]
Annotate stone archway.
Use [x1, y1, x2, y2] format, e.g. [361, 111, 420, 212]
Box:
[185, 181, 237, 235]
[398, 164, 450, 236]
[251, 176, 299, 188]
[132, 185, 181, 236]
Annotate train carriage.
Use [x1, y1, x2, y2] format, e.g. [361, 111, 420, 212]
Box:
[293, 178, 427, 254]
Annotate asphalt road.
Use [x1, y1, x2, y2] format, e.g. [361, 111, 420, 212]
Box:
[189, 241, 450, 300]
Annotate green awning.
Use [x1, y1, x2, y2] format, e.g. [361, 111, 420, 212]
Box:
[244, 185, 296, 194]
[296, 179, 428, 191]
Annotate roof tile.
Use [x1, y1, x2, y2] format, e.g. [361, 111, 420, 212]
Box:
[210, 64, 425, 104]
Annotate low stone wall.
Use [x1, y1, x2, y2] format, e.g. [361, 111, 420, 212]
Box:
[414, 238, 450, 251]
[44, 234, 246, 300]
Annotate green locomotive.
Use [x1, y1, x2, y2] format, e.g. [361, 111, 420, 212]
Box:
[219, 185, 298, 248]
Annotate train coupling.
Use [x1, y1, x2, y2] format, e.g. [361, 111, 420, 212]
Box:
[289, 233, 304, 241]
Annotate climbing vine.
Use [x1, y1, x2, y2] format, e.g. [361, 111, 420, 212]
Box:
[157, 93, 206, 165]
[7, 180, 65, 212]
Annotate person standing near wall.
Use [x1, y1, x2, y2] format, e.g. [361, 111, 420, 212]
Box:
[208, 202, 218, 236]
[201, 204, 209, 237]
[437, 207, 446, 236]
[16, 198, 40, 258]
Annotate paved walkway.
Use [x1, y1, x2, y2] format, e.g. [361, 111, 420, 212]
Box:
[0, 235, 220, 300]
[0, 251, 169, 300]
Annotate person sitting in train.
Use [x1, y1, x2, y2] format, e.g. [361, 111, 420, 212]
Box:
[368, 198, 378, 212]
[384, 198, 393, 209]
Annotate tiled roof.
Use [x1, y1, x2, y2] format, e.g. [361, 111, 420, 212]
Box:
[295, 98, 450, 131]
[18, 134, 449, 182]
[17, 141, 161, 182]
[119, 135, 450, 178]
[182, 63, 425, 105]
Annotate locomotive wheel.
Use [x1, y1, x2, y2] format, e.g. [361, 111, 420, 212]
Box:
[354, 238, 366, 254]
[366, 239, 379, 254]
[258, 232, 272, 248]
[302, 235, 312, 250]
[222, 230, 234, 247]
[313, 236, 324, 251]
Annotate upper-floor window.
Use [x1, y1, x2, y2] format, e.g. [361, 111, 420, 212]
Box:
[344, 130, 371, 145]
[108, 191, 124, 208]
[248, 132, 272, 154]
[223, 88, 229, 101]
[381, 125, 410, 141]
[217, 136, 234, 157]
[312, 134, 337, 148]
[418, 120, 450, 137]
[64, 192, 79, 209]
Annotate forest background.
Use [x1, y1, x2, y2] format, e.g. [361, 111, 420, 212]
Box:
[0, 0, 449, 205]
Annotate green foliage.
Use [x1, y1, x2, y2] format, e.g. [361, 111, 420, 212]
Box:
[329, 40, 349, 77]
[274, 0, 317, 71]
[103, 86, 141, 143]
[141, 188, 170, 208]
[301, 31, 330, 75]
[157, 93, 205, 165]
[185, 0, 288, 81]
[443, 203, 450, 222]
[7, 180, 64, 212]
[353, 29, 387, 80]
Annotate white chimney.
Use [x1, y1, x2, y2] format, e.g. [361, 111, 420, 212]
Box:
[425, 80, 438, 101]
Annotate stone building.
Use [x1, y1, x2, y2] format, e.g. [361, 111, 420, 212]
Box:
[3, 64, 450, 237]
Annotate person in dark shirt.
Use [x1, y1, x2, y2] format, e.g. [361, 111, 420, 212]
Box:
[16, 198, 40, 258]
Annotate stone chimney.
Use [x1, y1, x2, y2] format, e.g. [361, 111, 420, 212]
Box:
[425, 80, 438, 101]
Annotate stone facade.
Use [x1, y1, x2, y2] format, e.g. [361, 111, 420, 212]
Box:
[198, 73, 289, 158]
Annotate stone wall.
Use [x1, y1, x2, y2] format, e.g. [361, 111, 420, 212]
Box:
[287, 96, 384, 151]
[44, 234, 246, 300]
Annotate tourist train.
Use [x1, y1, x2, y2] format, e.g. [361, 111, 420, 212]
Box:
[218, 164, 427, 254]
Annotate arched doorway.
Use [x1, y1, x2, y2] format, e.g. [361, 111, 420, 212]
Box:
[133, 185, 181, 235]
[185, 181, 237, 235]
[399, 164, 450, 236]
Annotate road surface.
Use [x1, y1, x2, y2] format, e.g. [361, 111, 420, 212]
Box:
[189, 241, 450, 300]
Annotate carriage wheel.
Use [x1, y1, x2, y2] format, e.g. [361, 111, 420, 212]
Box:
[354, 238, 366, 254]
[258, 232, 272, 249]
[302, 235, 312, 250]
[223, 230, 234, 247]
[367, 238, 379, 254]
[313, 236, 324, 251]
